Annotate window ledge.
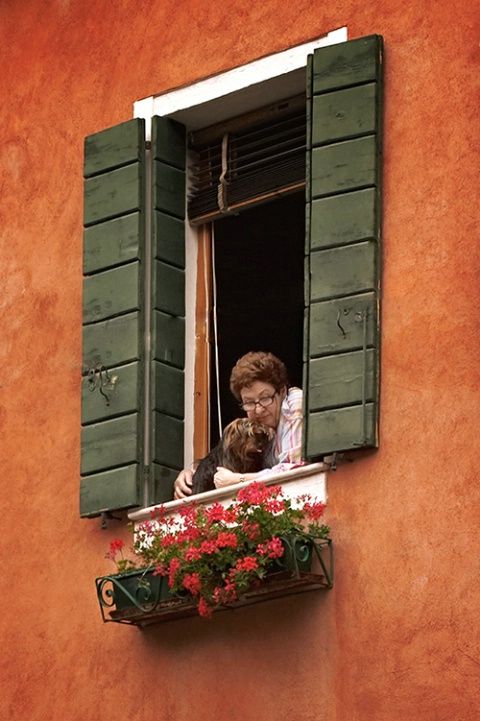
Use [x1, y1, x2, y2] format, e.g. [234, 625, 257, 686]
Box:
[129, 462, 328, 524]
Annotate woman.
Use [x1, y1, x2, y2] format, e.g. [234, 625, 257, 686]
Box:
[174, 351, 303, 499]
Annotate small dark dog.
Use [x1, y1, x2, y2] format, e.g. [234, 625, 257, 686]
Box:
[191, 418, 276, 495]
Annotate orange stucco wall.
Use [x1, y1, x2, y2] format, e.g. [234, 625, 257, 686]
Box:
[1, 2, 479, 720]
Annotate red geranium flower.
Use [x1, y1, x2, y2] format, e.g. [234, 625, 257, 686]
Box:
[199, 539, 218, 555]
[257, 537, 284, 559]
[205, 503, 225, 523]
[109, 539, 124, 554]
[182, 572, 202, 595]
[185, 546, 203, 562]
[168, 557, 181, 588]
[216, 532, 238, 549]
[304, 501, 326, 521]
[235, 556, 258, 572]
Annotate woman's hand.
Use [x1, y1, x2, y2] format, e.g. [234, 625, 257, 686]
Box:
[174, 468, 194, 499]
[213, 467, 242, 488]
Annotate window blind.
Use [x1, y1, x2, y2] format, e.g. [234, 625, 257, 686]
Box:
[188, 101, 306, 223]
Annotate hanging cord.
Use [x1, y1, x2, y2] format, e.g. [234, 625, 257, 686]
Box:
[203, 228, 211, 442]
[211, 224, 223, 438]
[217, 133, 229, 212]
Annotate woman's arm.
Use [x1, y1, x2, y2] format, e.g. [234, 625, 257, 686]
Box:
[213, 467, 258, 488]
[274, 386, 303, 464]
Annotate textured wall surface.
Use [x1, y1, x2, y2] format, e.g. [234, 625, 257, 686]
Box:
[1, 1, 479, 720]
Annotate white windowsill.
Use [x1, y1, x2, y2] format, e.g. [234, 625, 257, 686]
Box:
[128, 463, 328, 524]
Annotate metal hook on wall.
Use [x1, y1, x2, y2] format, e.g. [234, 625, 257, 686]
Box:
[336, 308, 348, 337]
[100, 511, 122, 530]
[86, 364, 118, 407]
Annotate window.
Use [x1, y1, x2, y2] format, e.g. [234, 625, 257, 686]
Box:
[187, 96, 306, 447]
[80, 33, 383, 518]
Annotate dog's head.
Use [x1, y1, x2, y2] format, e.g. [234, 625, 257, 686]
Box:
[222, 418, 275, 463]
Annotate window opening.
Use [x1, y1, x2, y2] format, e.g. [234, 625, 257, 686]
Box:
[209, 191, 305, 448]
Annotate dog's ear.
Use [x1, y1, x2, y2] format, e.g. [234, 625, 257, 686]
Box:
[222, 418, 244, 447]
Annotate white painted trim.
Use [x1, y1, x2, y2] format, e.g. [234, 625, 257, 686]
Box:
[134, 27, 347, 140]
[129, 463, 328, 523]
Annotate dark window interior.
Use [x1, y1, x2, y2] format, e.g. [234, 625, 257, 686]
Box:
[209, 191, 304, 446]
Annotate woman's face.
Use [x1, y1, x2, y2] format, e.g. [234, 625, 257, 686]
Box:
[240, 381, 286, 430]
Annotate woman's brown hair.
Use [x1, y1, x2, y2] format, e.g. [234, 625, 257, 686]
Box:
[229, 351, 289, 401]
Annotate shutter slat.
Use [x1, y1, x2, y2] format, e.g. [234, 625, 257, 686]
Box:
[304, 35, 383, 457]
[153, 361, 184, 419]
[151, 464, 180, 504]
[310, 188, 376, 250]
[81, 414, 138, 475]
[154, 211, 185, 268]
[154, 311, 185, 368]
[83, 212, 141, 274]
[155, 261, 185, 317]
[80, 466, 139, 518]
[312, 83, 377, 145]
[83, 261, 140, 324]
[83, 312, 139, 369]
[309, 292, 376, 356]
[307, 404, 376, 453]
[84, 119, 144, 177]
[313, 35, 380, 93]
[310, 242, 376, 301]
[153, 164, 186, 219]
[309, 350, 375, 410]
[84, 163, 143, 226]
[152, 412, 184, 469]
[311, 135, 376, 197]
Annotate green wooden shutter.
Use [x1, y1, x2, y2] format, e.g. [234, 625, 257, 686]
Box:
[304, 35, 383, 457]
[81, 119, 146, 517]
[149, 116, 186, 504]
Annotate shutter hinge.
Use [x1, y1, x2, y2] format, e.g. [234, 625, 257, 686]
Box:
[324, 452, 350, 470]
[100, 511, 122, 530]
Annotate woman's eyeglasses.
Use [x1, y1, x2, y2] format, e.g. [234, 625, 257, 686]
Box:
[240, 393, 277, 412]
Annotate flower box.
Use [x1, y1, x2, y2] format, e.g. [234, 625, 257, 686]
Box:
[97, 482, 333, 625]
[96, 568, 171, 614]
[96, 537, 333, 627]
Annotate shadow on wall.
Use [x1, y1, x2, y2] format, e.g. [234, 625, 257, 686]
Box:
[136, 588, 335, 652]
